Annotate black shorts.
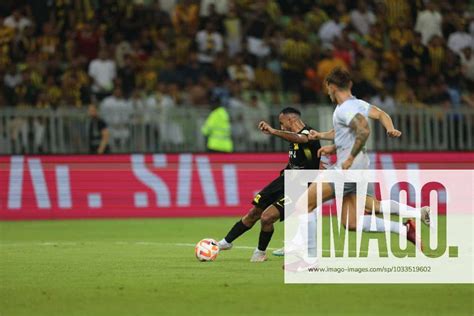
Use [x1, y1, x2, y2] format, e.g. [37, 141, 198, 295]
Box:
[252, 175, 285, 221]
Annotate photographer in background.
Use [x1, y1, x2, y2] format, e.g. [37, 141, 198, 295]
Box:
[87, 103, 110, 154]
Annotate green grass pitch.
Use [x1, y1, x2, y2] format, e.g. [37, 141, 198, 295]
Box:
[1, 217, 472, 315]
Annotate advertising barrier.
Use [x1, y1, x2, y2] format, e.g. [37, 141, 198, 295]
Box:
[1, 152, 473, 220]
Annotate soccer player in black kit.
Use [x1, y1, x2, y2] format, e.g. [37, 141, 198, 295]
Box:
[217, 107, 321, 262]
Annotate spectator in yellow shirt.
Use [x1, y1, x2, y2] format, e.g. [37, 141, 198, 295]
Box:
[281, 33, 311, 91]
[382, 40, 403, 75]
[37, 22, 60, 60]
[382, 0, 411, 27]
[305, 4, 329, 33]
[44, 76, 62, 108]
[427, 35, 445, 77]
[172, 0, 199, 35]
[0, 17, 15, 67]
[315, 48, 348, 90]
[359, 47, 382, 88]
[364, 23, 385, 52]
[389, 19, 414, 49]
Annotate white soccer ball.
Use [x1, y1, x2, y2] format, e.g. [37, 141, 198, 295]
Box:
[195, 238, 219, 262]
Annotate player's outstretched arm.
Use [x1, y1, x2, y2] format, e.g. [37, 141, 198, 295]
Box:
[317, 144, 336, 157]
[309, 129, 334, 140]
[368, 105, 402, 138]
[342, 114, 370, 169]
[258, 121, 309, 143]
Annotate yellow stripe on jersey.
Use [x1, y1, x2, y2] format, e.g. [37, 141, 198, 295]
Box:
[253, 194, 261, 204]
[303, 148, 313, 162]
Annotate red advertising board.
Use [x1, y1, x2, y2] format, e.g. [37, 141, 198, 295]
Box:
[0, 152, 473, 220]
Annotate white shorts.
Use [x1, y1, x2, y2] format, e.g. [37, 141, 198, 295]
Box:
[335, 150, 370, 170]
[328, 152, 374, 197]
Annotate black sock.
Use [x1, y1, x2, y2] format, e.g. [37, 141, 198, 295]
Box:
[258, 229, 274, 251]
[224, 219, 251, 243]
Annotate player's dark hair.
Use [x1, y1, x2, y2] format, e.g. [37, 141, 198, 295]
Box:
[280, 107, 301, 116]
[325, 67, 352, 89]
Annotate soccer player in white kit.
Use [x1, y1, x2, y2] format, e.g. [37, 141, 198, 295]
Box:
[303, 67, 429, 250]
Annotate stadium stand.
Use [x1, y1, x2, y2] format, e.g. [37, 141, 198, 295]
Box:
[0, 0, 473, 154]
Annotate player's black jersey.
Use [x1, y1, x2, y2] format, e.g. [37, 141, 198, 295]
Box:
[285, 125, 321, 170]
[254, 125, 320, 217]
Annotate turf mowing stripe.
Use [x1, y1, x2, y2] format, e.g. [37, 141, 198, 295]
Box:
[0, 241, 275, 250]
[4, 241, 467, 257]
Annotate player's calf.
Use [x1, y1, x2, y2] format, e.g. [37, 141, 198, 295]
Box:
[260, 208, 279, 231]
[219, 207, 263, 251]
[251, 206, 280, 262]
[341, 195, 358, 231]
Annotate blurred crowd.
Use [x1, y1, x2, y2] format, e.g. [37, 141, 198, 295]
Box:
[1, 0, 474, 116]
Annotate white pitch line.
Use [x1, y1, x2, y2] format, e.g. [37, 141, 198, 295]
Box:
[175, 242, 271, 250]
[2, 241, 469, 257]
[0, 241, 273, 250]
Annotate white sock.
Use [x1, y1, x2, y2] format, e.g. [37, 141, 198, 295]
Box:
[292, 214, 308, 246]
[380, 200, 417, 215]
[291, 210, 317, 256]
[308, 210, 317, 257]
[362, 215, 407, 236]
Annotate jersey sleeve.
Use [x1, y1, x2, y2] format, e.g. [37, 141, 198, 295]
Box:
[299, 128, 310, 135]
[340, 109, 357, 126]
[339, 101, 371, 126]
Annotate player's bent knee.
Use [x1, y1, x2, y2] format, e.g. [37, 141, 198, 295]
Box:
[246, 207, 263, 222]
[260, 214, 272, 226]
[242, 207, 263, 225]
[261, 212, 278, 226]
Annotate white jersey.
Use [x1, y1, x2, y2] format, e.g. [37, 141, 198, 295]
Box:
[333, 97, 371, 167]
